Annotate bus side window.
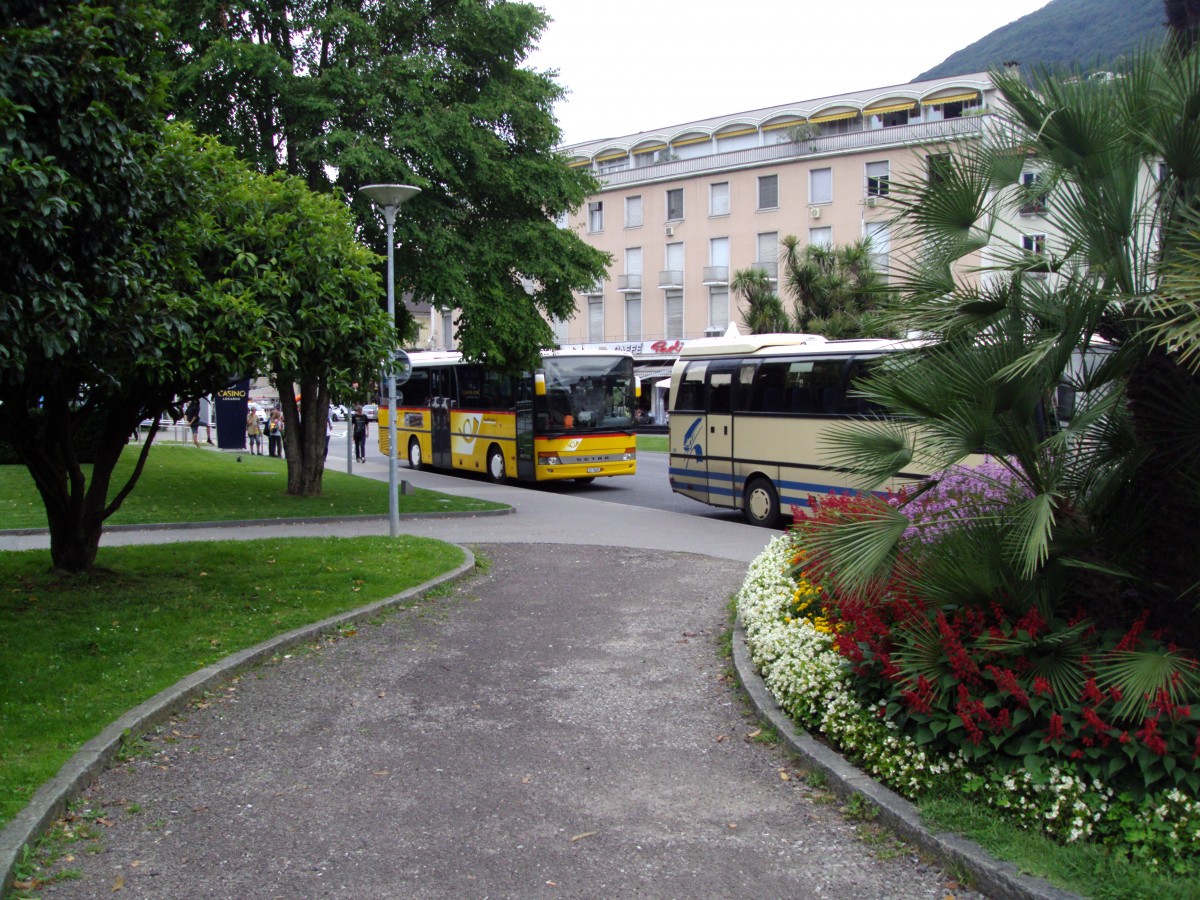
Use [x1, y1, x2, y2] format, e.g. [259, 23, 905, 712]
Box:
[734, 362, 758, 413]
[404, 369, 430, 407]
[843, 359, 883, 415]
[706, 360, 739, 414]
[673, 362, 706, 411]
[750, 361, 789, 412]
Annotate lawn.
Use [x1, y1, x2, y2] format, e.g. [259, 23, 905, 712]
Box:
[0, 536, 467, 829]
[0, 443, 507, 529]
[637, 434, 667, 453]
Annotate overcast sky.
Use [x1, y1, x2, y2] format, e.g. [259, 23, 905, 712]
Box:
[526, 0, 1052, 146]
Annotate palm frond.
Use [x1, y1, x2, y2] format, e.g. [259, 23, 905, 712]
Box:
[1095, 649, 1200, 723]
[802, 499, 910, 596]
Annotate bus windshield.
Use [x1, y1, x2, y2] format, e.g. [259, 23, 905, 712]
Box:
[540, 355, 636, 432]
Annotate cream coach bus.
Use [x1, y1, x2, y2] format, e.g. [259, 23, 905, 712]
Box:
[667, 332, 925, 527]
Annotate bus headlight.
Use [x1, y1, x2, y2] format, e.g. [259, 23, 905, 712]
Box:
[538, 452, 561, 465]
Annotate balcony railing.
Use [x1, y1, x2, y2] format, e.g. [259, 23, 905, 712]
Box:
[702, 266, 729, 285]
[617, 274, 642, 292]
[659, 269, 684, 288]
[594, 116, 988, 189]
[749, 261, 778, 281]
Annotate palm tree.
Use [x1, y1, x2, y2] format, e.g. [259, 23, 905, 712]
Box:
[806, 41, 1200, 701]
[729, 267, 789, 333]
[780, 235, 893, 336]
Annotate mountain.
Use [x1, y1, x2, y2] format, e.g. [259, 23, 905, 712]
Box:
[917, 0, 1167, 81]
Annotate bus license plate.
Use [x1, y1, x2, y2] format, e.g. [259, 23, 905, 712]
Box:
[587, 466, 601, 474]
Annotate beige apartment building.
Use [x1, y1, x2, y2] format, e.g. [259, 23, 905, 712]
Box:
[551, 71, 1000, 363]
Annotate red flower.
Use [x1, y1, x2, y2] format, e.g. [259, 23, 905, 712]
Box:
[1032, 677, 1053, 697]
[1044, 713, 1066, 743]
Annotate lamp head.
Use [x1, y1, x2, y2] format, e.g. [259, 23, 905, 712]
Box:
[359, 184, 421, 210]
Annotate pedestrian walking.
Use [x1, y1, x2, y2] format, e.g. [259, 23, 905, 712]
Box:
[184, 399, 201, 447]
[350, 404, 370, 463]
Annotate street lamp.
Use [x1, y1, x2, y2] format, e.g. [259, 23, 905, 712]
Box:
[359, 183, 421, 537]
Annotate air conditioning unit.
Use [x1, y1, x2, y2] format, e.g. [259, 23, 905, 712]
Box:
[809, 207, 822, 219]
[865, 196, 878, 208]
[665, 225, 675, 237]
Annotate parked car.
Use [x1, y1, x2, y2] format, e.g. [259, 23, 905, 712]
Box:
[330, 404, 348, 421]
[362, 403, 378, 421]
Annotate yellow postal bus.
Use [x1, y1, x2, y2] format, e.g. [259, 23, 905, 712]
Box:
[380, 349, 638, 483]
[668, 333, 922, 527]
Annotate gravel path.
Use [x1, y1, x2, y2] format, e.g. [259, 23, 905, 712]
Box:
[33, 544, 979, 899]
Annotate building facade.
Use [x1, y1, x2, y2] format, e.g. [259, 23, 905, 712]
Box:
[552, 72, 1002, 355]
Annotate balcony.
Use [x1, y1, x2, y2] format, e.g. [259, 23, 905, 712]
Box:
[658, 269, 684, 289]
[749, 261, 778, 281]
[617, 274, 642, 293]
[702, 266, 729, 285]
[594, 116, 989, 189]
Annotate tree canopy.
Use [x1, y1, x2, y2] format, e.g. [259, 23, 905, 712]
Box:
[159, 0, 609, 372]
[1, 0, 391, 568]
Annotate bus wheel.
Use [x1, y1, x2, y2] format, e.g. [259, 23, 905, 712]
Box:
[486, 446, 506, 483]
[743, 476, 782, 528]
[407, 437, 423, 470]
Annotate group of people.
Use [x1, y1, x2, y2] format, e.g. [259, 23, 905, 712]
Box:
[181, 397, 362, 462]
[246, 407, 286, 457]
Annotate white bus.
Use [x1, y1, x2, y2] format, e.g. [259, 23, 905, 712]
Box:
[667, 333, 928, 527]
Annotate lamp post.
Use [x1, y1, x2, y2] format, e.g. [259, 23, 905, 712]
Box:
[359, 184, 421, 537]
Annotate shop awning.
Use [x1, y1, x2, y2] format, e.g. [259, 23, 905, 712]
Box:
[924, 91, 980, 106]
[807, 110, 858, 124]
[864, 100, 917, 116]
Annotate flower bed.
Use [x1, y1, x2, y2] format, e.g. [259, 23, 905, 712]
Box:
[737, 530, 1200, 874]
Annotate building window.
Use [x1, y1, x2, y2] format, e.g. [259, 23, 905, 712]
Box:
[927, 153, 952, 185]
[665, 290, 683, 340]
[809, 226, 832, 248]
[757, 174, 779, 210]
[625, 294, 642, 340]
[626, 246, 642, 275]
[551, 315, 569, 345]
[708, 287, 729, 332]
[666, 188, 684, 221]
[809, 167, 832, 205]
[441, 310, 455, 350]
[873, 108, 911, 128]
[756, 231, 779, 280]
[625, 195, 643, 228]
[1019, 172, 1048, 215]
[588, 296, 604, 343]
[864, 222, 890, 281]
[1022, 233, 1046, 255]
[710, 181, 730, 216]
[588, 201, 604, 233]
[866, 161, 890, 197]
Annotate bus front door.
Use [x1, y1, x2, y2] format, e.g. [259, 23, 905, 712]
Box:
[430, 397, 452, 468]
[703, 361, 738, 508]
[515, 391, 536, 481]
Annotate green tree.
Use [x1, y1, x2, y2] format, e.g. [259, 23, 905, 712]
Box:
[157, 0, 610, 370]
[244, 176, 393, 495]
[730, 268, 789, 334]
[780, 236, 894, 337]
[0, 0, 277, 571]
[810, 40, 1200, 658]
[1, 0, 390, 567]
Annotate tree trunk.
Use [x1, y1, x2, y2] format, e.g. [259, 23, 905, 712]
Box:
[277, 374, 329, 496]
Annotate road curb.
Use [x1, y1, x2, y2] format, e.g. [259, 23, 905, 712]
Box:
[730, 624, 1080, 900]
[0, 548, 478, 896]
[0, 507, 513, 539]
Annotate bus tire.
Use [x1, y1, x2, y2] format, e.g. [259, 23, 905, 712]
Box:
[407, 437, 423, 470]
[486, 445, 506, 483]
[743, 476, 783, 528]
